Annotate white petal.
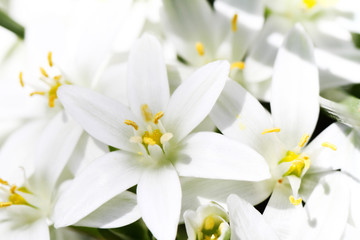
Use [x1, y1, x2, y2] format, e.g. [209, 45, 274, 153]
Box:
[174, 132, 271, 181]
[227, 194, 280, 240]
[263, 182, 304, 240]
[57, 85, 137, 152]
[164, 60, 230, 142]
[271, 24, 319, 149]
[183, 210, 198, 240]
[74, 191, 140, 228]
[32, 111, 83, 193]
[0, 216, 49, 240]
[300, 173, 349, 239]
[127, 34, 170, 118]
[210, 79, 283, 167]
[243, 15, 292, 83]
[53, 151, 142, 227]
[137, 164, 181, 240]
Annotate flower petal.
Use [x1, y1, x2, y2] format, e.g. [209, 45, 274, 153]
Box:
[127, 34, 170, 118]
[74, 191, 140, 228]
[137, 164, 181, 240]
[58, 85, 137, 152]
[53, 151, 142, 227]
[227, 194, 280, 240]
[174, 132, 271, 181]
[164, 60, 230, 142]
[271, 24, 319, 149]
[210, 79, 283, 166]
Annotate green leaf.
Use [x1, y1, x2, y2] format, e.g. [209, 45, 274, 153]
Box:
[0, 9, 24, 39]
[99, 219, 151, 240]
[352, 32, 360, 49]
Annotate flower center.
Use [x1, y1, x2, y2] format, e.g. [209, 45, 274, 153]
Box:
[278, 150, 310, 178]
[0, 178, 33, 208]
[124, 104, 173, 155]
[19, 51, 71, 108]
[200, 215, 229, 240]
[303, 0, 317, 9]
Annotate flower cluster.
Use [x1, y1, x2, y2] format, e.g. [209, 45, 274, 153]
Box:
[0, 0, 360, 239]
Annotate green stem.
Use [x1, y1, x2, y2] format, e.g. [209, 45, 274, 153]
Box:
[0, 9, 24, 39]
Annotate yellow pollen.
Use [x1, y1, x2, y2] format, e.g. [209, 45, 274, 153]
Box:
[143, 137, 156, 146]
[153, 111, 164, 124]
[48, 95, 56, 108]
[203, 216, 215, 231]
[141, 104, 153, 122]
[10, 185, 16, 194]
[30, 91, 46, 96]
[0, 178, 9, 185]
[54, 75, 62, 81]
[303, 0, 317, 8]
[48, 51, 53, 67]
[230, 61, 245, 70]
[124, 120, 139, 130]
[40, 67, 49, 78]
[19, 72, 24, 87]
[322, 142, 337, 151]
[0, 202, 12, 208]
[289, 195, 302, 206]
[262, 128, 280, 135]
[298, 134, 309, 148]
[195, 42, 205, 56]
[231, 14, 238, 32]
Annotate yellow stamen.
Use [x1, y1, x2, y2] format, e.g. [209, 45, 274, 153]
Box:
[48, 95, 56, 108]
[141, 104, 153, 122]
[124, 120, 139, 130]
[231, 14, 238, 32]
[230, 61, 245, 70]
[289, 195, 302, 206]
[153, 111, 164, 124]
[19, 72, 24, 87]
[54, 75, 62, 81]
[9, 193, 28, 205]
[0, 178, 8, 185]
[203, 216, 215, 231]
[321, 142, 337, 151]
[48, 51, 53, 67]
[303, 0, 316, 8]
[10, 185, 16, 194]
[195, 42, 205, 56]
[143, 137, 156, 146]
[30, 91, 46, 96]
[298, 134, 309, 148]
[40, 67, 49, 78]
[262, 128, 280, 135]
[0, 202, 12, 208]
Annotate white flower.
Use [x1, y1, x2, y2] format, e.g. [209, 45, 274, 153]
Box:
[244, 0, 360, 100]
[53, 34, 271, 240]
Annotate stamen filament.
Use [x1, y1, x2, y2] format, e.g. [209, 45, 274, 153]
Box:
[231, 14, 238, 32]
[262, 128, 280, 135]
[19, 72, 24, 87]
[30, 91, 46, 96]
[54, 75, 62, 81]
[289, 195, 302, 206]
[195, 42, 205, 56]
[40, 67, 49, 78]
[153, 111, 164, 124]
[48, 51, 53, 67]
[298, 134, 309, 148]
[321, 142, 337, 151]
[230, 61, 245, 70]
[124, 120, 139, 130]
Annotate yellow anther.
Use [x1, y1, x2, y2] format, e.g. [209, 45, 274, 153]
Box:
[30, 91, 46, 96]
[48, 95, 56, 108]
[298, 134, 309, 148]
[231, 14, 238, 32]
[153, 111, 164, 124]
[40, 67, 49, 78]
[124, 120, 139, 130]
[141, 104, 153, 122]
[230, 61, 245, 70]
[203, 216, 215, 231]
[303, 0, 316, 8]
[322, 142, 337, 151]
[48, 51, 53, 67]
[54, 75, 62, 81]
[143, 137, 156, 146]
[19, 72, 24, 87]
[0, 178, 8, 185]
[289, 195, 302, 206]
[195, 42, 205, 56]
[0, 202, 12, 208]
[10, 185, 16, 194]
[262, 128, 280, 135]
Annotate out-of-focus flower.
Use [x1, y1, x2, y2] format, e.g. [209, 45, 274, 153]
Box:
[53, 34, 271, 240]
[244, 0, 360, 100]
